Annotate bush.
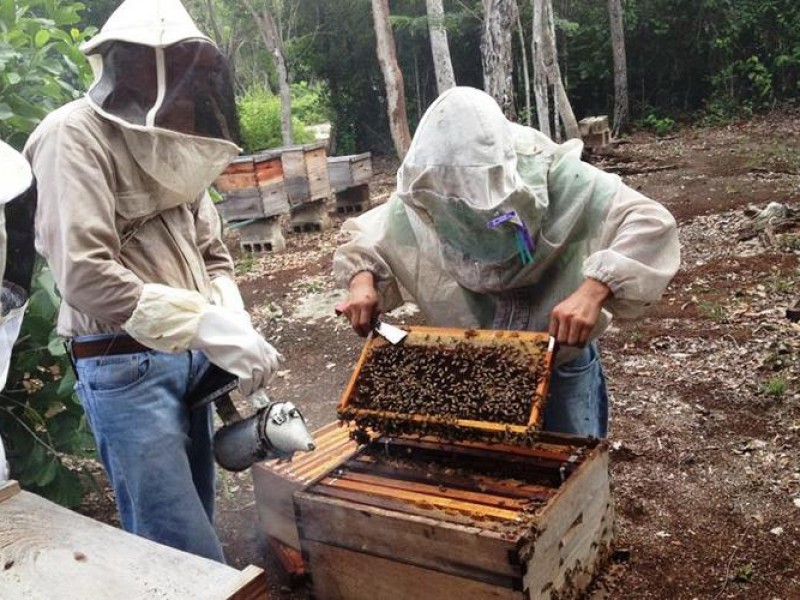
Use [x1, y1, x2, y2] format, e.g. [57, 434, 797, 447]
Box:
[1, 265, 94, 507]
[640, 113, 677, 137]
[0, 0, 96, 148]
[237, 86, 313, 153]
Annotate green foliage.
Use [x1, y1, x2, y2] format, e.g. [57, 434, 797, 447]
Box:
[237, 86, 313, 153]
[764, 376, 787, 399]
[1, 265, 93, 507]
[640, 113, 677, 137]
[290, 80, 330, 124]
[0, 0, 96, 148]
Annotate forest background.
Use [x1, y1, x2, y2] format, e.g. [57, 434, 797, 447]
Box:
[1, 0, 799, 505]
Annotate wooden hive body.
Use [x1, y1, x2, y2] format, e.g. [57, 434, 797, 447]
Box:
[295, 435, 613, 600]
[327, 152, 372, 192]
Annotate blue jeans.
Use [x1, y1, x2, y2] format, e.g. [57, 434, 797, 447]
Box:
[72, 335, 224, 562]
[543, 342, 609, 438]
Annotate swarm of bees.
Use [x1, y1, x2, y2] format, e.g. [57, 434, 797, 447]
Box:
[343, 339, 550, 444]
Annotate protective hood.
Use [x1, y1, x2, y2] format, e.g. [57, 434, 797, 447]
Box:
[0, 140, 32, 206]
[0, 142, 33, 391]
[81, 0, 240, 202]
[396, 87, 609, 294]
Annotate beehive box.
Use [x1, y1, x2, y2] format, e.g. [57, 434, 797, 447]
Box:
[296, 434, 613, 600]
[338, 325, 555, 444]
[252, 422, 360, 550]
[327, 152, 372, 192]
[259, 142, 331, 208]
[254, 153, 291, 218]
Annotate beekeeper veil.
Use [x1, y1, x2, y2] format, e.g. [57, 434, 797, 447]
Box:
[396, 87, 549, 293]
[81, 0, 240, 203]
[396, 87, 611, 294]
[0, 141, 36, 391]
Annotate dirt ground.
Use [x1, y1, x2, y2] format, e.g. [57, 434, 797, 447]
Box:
[79, 113, 800, 599]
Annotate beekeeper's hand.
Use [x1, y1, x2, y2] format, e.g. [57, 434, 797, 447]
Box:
[336, 271, 379, 337]
[191, 304, 282, 395]
[548, 278, 611, 348]
[123, 283, 281, 396]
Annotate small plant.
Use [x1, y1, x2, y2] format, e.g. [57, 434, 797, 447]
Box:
[764, 376, 787, 399]
[298, 278, 326, 295]
[641, 113, 676, 137]
[698, 301, 727, 322]
[734, 562, 754, 583]
[235, 254, 259, 277]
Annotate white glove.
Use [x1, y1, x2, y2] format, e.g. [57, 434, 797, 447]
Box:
[190, 304, 282, 396]
[210, 275, 246, 314]
[124, 283, 281, 395]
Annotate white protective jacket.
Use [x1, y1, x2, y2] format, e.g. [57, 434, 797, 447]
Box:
[334, 87, 680, 363]
[25, 0, 279, 393]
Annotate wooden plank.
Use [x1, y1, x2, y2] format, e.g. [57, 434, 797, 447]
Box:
[343, 459, 556, 502]
[254, 156, 283, 184]
[214, 172, 256, 193]
[224, 565, 268, 600]
[0, 480, 20, 503]
[218, 193, 264, 222]
[332, 471, 531, 510]
[317, 477, 520, 521]
[296, 496, 523, 585]
[303, 540, 522, 600]
[306, 147, 330, 201]
[0, 489, 263, 600]
[224, 157, 255, 175]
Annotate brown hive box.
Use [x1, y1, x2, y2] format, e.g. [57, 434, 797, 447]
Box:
[296, 433, 613, 600]
[254, 326, 614, 599]
[254, 327, 614, 600]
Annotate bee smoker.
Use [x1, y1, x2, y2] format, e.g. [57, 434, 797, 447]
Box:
[188, 363, 316, 471]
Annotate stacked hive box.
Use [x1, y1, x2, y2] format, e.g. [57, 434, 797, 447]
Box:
[214, 155, 287, 253]
[252, 325, 615, 600]
[262, 142, 332, 233]
[214, 142, 335, 251]
[579, 115, 611, 148]
[328, 152, 372, 214]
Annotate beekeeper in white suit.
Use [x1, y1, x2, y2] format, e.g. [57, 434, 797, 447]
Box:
[0, 141, 37, 486]
[24, 0, 279, 562]
[335, 87, 680, 439]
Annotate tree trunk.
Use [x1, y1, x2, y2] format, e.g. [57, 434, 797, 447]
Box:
[537, 0, 580, 139]
[531, 0, 551, 137]
[480, 0, 518, 121]
[426, 0, 456, 95]
[516, 10, 532, 126]
[243, 0, 293, 146]
[608, 0, 629, 137]
[371, 0, 412, 160]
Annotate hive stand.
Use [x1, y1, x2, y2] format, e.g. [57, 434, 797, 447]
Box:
[237, 217, 286, 254]
[289, 199, 332, 234]
[0, 480, 266, 600]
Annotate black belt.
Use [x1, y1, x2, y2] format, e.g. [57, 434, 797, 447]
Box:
[69, 335, 150, 359]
